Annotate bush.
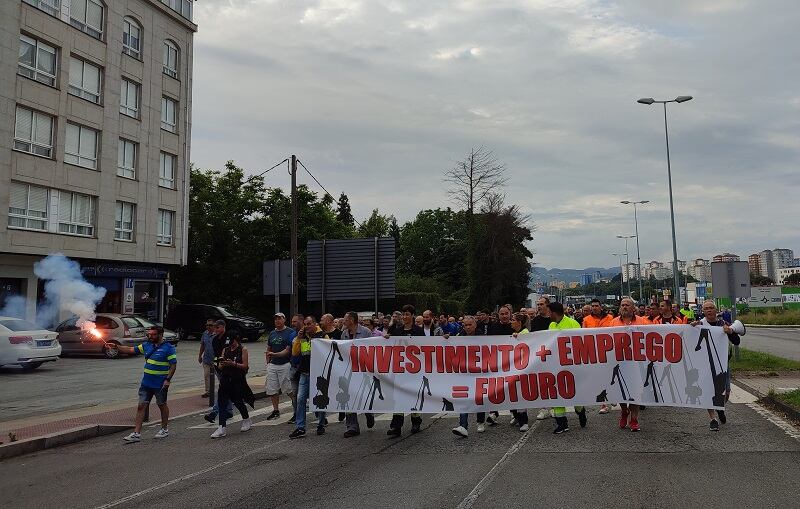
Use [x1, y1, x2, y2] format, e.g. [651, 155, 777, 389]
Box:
[440, 299, 464, 316]
[740, 308, 800, 325]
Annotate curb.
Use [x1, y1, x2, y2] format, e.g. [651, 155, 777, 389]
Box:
[743, 324, 799, 329]
[733, 378, 800, 423]
[0, 424, 131, 461]
[0, 389, 269, 461]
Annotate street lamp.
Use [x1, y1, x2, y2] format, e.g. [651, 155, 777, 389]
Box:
[637, 95, 693, 306]
[612, 253, 625, 300]
[617, 235, 636, 297]
[619, 199, 649, 300]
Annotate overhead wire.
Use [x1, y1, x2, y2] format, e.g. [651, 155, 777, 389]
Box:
[297, 158, 364, 228]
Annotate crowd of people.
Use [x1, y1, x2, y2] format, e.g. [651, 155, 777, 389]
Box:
[119, 297, 742, 444]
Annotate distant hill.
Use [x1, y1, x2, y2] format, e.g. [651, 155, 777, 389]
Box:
[530, 266, 621, 284]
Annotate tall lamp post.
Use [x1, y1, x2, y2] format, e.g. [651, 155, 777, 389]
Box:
[617, 235, 636, 297]
[621, 200, 648, 303]
[612, 253, 625, 301]
[637, 95, 693, 306]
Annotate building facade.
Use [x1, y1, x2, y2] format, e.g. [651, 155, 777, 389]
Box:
[748, 253, 760, 276]
[621, 262, 639, 283]
[777, 267, 800, 286]
[712, 253, 740, 262]
[1, 0, 196, 322]
[687, 258, 711, 282]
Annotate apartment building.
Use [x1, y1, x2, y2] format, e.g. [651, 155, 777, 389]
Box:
[0, 0, 196, 322]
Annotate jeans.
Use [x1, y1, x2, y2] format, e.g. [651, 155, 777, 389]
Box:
[218, 387, 248, 427]
[212, 372, 234, 415]
[295, 373, 326, 430]
[459, 412, 485, 429]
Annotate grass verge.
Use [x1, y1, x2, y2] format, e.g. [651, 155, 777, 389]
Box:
[739, 308, 800, 326]
[774, 388, 800, 411]
[730, 348, 800, 373]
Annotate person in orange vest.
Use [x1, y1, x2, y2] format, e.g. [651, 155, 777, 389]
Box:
[652, 299, 686, 324]
[582, 299, 614, 413]
[608, 298, 651, 432]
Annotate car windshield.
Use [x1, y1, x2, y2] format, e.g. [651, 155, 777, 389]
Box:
[134, 316, 156, 327]
[216, 306, 237, 317]
[0, 319, 41, 331]
[121, 317, 142, 328]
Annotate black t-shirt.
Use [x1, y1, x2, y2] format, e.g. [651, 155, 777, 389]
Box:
[321, 328, 342, 340]
[212, 332, 229, 357]
[476, 321, 491, 336]
[393, 325, 425, 337]
[529, 316, 552, 332]
[488, 322, 513, 335]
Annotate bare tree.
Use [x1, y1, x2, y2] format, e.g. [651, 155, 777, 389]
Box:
[443, 146, 508, 214]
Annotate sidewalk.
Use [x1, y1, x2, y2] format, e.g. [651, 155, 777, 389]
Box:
[733, 372, 800, 398]
[0, 375, 266, 445]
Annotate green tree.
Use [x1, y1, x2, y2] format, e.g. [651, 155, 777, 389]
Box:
[785, 273, 800, 285]
[357, 209, 394, 238]
[750, 273, 774, 286]
[336, 192, 355, 227]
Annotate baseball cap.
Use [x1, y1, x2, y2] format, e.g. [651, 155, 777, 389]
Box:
[274, 312, 286, 319]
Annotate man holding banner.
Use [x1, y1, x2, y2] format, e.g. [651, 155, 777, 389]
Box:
[547, 302, 586, 434]
[609, 298, 651, 432]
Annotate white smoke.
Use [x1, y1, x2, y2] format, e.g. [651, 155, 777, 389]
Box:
[0, 295, 27, 319]
[33, 254, 106, 329]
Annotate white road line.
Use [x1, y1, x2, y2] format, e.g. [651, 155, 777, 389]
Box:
[746, 402, 800, 441]
[456, 421, 538, 509]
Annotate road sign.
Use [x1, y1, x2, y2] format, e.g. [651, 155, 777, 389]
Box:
[263, 259, 294, 296]
[747, 286, 782, 308]
[711, 261, 750, 299]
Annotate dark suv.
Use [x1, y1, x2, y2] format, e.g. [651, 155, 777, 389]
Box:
[165, 304, 266, 342]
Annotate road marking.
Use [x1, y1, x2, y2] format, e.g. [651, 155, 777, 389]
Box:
[186, 401, 293, 429]
[92, 439, 290, 509]
[728, 383, 758, 404]
[456, 420, 538, 509]
[746, 402, 800, 441]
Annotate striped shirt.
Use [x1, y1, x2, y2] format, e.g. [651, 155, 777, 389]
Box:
[136, 341, 177, 389]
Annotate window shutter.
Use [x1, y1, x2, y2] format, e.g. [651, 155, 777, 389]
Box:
[10, 183, 28, 211]
[126, 142, 135, 167]
[59, 192, 73, 222]
[69, 57, 82, 87]
[66, 124, 80, 155]
[15, 108, 33, 140]
[79, 127, 96, 158]
[87, 0, 103, 28]
[34, 112, 52, 146]
[29, 186, 48, 215]
[84, 63, 100, 94]
[128, 82, 137, 108]
[75, 194, 91, 223]
[71, 0, 87, 22]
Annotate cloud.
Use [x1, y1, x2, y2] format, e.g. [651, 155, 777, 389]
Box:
[191, 0, 799, 268]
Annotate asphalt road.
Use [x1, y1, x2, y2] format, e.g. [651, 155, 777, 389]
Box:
[0, 340, 267, 423]
[740, 327, 800, 361]
[0, 389, 797, 509]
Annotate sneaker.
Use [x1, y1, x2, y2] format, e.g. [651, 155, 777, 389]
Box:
[288, 415, 296, 425]
[240, 418, 252, 432]
[452, 425, 469, 438]
[210, 426, 227, 439]
[204, 412, 217, 424]
[598, 404, 609, 414]
[519, 424, 529, 432]
[549, 409, 555, 418]
[577, 408, 587, 428]
[266, 410, 280, 421]
[536, 409, 549, 420]
[410, 417, 422, 434]
[477, 423, 486, 433]
[387, 427, 401, 437]
[316, 426, 325, 436]
[629, 418, 640, 432]
[344, 429, 360, 438]
[289, 428, 306, 439]
[710, 419, 719, 432]
[486, 414, 497, 425]
[366, 414, 375, 429]
[509, 416, 518, 426]
[153, 428, 169, 439]
[717, 410, 727, 425]
[619, 410, 629, 429]
[338, 412, 346, 422]
[553, 417, 569, 434]
[123, 432, 141, 443]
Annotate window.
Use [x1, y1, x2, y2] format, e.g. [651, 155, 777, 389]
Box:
[122, 17, 142, 58]
[58, 191, 95, 236]
[22, 0, 60, 17]
[114, 201, 135, 241]
[161, 97, 177, 132]
[163, 40, 179, 78]
[65, 123, 99, 169]
[70, 0, 104, 40]
[18, 35, 57, 87]
[68, 57, 102, 103]
[157, 209, 174, 246]
[117, 138, 136, 179]
[8, 182, 48, 231]
[120, 79, 139, 118]
[160, 0, 192, 21]
[159, 152, 175, 188]
[14, 106, 53, 158]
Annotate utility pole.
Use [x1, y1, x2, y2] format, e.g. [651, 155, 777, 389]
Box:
[290, 155, 299, 316]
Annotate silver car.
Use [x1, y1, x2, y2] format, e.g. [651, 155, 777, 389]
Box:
[56, 313, 179, 358]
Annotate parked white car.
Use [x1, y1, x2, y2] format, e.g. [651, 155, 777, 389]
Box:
[0, 316, 61, 370]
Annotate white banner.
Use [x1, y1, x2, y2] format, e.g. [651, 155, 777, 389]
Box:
[310, 325, 730, 413]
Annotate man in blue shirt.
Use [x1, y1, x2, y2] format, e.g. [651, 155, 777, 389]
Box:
[264, 313, 296, 420]
[198, 319, 216, 397]
[113, 326, 177, 443]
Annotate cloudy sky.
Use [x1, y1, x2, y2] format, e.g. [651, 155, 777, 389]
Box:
[191, 0, 800, 269]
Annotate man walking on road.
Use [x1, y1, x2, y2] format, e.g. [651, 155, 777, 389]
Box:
[653, 300, 686, 324]
[529, 297, 553, 421]
[452, 316, 487, 437]
[582, 299, 614, 414]
[548, 303, 585, 434]
[386, 305, 425, 436]
[118, 326, 177, 443]
[265, 313, 295, 421]
[289, 315, 328, 439]
[198, 319, 216, 398]
[204, 320, 234, 423]
[341, 311, 376, 437]
[609, 298, 651, 432]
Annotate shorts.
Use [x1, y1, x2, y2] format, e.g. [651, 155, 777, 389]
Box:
[138, 385, 169, 405]
[265, 362, 293, 396]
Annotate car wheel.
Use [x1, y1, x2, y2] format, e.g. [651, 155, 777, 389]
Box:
[104, 342, 121, 359]
[175, 327, 186, 341]
[21, 362, 43, 371]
